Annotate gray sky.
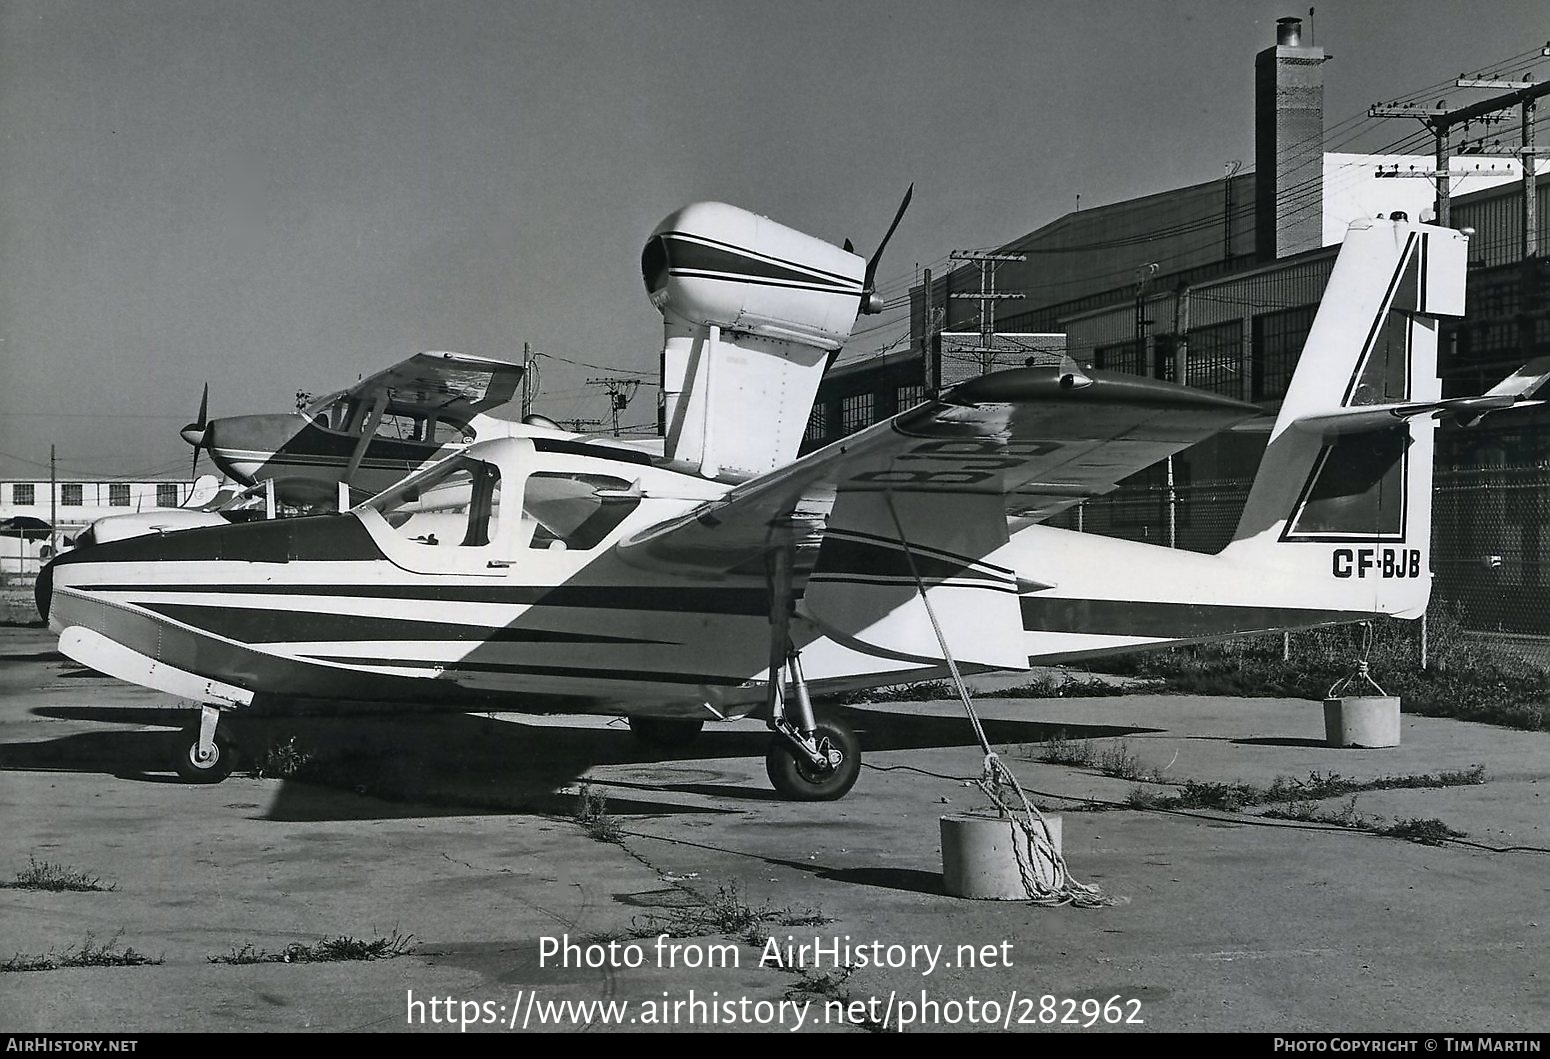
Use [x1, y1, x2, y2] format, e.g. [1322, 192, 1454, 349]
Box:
[3, 0, 1547, 479]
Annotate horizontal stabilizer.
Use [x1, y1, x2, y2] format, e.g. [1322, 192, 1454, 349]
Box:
[1292, 357, 1550, 436]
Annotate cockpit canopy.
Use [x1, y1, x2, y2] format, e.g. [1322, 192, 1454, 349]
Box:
[364, 447, 642, 554]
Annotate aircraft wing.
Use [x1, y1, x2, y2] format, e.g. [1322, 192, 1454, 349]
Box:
[337, 351, 524, 420]
[618, 365, 1260, 573]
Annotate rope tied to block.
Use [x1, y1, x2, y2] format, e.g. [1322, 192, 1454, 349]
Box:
[1327, 620, 1389, 699]
[882, 493, 1111, 908]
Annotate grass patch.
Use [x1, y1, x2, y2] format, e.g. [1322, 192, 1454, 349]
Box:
[245, 736, 313, 780]
[1141, 766, 1486, 812]
[3, 932, 160, 972]
[573, 783, 623, 844]
[1037, 732, 1097, 767]
[1095, 740, 1163, 781]
[1100, 608, 1550, 731]
[6, 855, 115, 893]
[1377, 818, 1467, 846]
[626, 884, 830, 946]
[996, 675, 1139, 698]
[208, 931, 415, 964]
[817, 680, 959, 706]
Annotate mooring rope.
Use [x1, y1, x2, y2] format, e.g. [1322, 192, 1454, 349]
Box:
[881, 492, 1110, 908]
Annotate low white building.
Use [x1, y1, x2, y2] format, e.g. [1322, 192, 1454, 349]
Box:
[1, 478, 194, 580]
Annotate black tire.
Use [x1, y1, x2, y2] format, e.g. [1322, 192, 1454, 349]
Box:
[765, 716, 861, 801]
[172, 724, 235, 784]
[627, 716, 705, 748]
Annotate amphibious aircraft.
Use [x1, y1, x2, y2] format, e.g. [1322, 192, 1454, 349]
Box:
[178, 350, 528, 506]
[38, 204, 1540, 800]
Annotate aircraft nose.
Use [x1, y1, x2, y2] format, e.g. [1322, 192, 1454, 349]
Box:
[180, 423, 209, 448]
[34, 557, 53, 623]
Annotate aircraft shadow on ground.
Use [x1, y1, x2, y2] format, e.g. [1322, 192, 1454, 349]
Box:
[5, 702, 1157, 824]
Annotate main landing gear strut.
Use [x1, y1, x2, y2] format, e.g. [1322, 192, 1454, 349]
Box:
[172, 703, 235, 783]
[762, 547, 860, 801]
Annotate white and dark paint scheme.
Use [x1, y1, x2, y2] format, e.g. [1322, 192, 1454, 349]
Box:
[41, 207, 1538, 800]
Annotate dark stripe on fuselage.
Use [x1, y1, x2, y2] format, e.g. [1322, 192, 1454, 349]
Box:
[51, 515, 381, 567]
[79, 582, 771, 615]
[138, 603, 679, 646]
[828, 527, 1016, 576]
[816, 535, 1012, 586]
[1020, 597, 1366, 638]
[311, 655, 748, 687]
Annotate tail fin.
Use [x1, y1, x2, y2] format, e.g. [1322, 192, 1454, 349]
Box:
[1220, 217, 1469, 618]
[644, 203, 866, 482]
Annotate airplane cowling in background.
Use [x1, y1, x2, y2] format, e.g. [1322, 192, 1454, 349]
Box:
[645, 202, 869, 484]
[642, 201, 866, 349]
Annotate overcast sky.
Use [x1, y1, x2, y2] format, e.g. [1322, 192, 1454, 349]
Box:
[3, 0, 1547, 480]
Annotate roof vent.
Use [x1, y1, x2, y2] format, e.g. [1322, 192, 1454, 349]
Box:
[1275, 17, 1302, 46]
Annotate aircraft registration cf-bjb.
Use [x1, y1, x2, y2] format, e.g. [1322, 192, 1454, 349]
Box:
[37, 202, 1545, 799]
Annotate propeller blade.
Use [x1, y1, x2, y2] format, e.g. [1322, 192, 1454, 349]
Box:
[863, 183, 914, 293]
[180, 383, 210, 478]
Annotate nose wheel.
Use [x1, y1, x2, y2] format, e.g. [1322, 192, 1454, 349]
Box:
[766, 714, 860, 801]
[172, 705, 235, 783]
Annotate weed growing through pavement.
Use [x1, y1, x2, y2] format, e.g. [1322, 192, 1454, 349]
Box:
[2, 932, 159, 972]
[208, 931, 415, 964]
[6, 855, 115, 892]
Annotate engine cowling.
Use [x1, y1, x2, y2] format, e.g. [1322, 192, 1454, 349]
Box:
[642, 202, 865, 350]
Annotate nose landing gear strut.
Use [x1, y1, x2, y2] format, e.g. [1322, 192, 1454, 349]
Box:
[762, 546, 860, 801]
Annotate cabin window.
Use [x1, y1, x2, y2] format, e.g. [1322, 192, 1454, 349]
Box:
[523, 473, 640, 551]
[369, 457, 502, 549]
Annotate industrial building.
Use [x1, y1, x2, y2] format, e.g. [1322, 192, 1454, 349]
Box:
[801, 17, 1550, 642]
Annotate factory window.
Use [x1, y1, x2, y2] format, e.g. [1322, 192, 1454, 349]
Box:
[60, 484, 83, 507]
[840, 393, 874, 434]
[12, 484, 34, 506]
[157, 483, 180, 508]
[805, 405, 829, 444]
[1094, 340, 1144, 376]
[1187, 321, 1245, 398]
[1251, 305, 1317, 401]
[109, 483, 131, 507]
[896, 384, 925, 410]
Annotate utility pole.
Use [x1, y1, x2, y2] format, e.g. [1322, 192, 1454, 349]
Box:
[586, 377, 641, 436]
[49, 444, 57, 552]
[521, 342, 535, 419]
[1224, 160, 1242, 261]
[1369, 54, 1550, 226]
[947, 250, 1027, 374]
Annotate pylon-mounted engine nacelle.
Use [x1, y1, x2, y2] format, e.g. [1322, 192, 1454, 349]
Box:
[641, 202, 866, 350]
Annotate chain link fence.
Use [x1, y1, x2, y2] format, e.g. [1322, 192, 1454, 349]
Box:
[1048, 466, 1550, 667]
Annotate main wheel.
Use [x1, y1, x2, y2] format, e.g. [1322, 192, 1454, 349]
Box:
[627, 716, 705, 748]
[172, 724, 235, 784]
[765, 716, 861, 801]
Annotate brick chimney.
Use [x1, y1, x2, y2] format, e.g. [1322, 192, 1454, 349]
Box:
[1255, 16, 1325, 260]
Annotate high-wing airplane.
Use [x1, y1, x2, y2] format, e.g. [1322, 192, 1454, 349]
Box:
[178, 350, 529, 506]
[38, 205, 1536, 801]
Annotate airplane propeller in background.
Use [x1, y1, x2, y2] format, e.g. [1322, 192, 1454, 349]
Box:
[180, 383, 210, 479]
[859, 183, 913, 315]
